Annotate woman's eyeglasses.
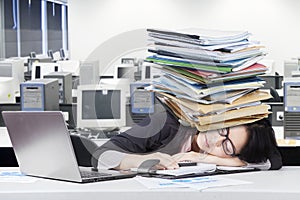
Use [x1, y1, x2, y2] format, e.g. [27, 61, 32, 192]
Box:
[217, 128, 236, 156]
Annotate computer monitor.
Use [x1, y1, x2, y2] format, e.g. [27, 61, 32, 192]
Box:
[99, 78, 131, 99]
[0, 77, 16, 103]
[121, 58, 135, 64]
[59, 103, 77, 130]
[27, 57, 53, 72]
[29, 52, 36, 58]
[79, 60, 99, 85]
[267, 102, 284, 127]
[258, 75, 284, 90]
[52, 51, 62, 61]
[0, 103, 21, 127]
[76, 84, 126, 130]
[141, 63, 161, 80]
[284, 60, 300, 78]
[130, 82, 155, 114]
[114, 64, 135, 82]
[57, 60, 80, 76]
[0, 59, 24, 93]
[59, 48, 66, 60]
[47, 50, 54, 60]
[31, 62, 62, 80]
[284, 80, 300, 112]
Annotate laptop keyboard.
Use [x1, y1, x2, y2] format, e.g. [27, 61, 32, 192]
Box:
[70, 128, 120, 140]
[80, 170, 112, 178]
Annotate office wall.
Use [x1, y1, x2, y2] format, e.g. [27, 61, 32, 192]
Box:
[68, 0, 300, 76]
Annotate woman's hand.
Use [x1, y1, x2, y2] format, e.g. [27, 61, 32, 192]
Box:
[118, 152, 179, 170]
[172, 151, 246, 167]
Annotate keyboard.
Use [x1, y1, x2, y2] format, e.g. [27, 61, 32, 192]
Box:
[80, 170, 111, 178]
[70, 128, 120, 140]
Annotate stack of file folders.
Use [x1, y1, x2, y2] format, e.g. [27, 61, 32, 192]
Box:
[145, 28, 272, 131]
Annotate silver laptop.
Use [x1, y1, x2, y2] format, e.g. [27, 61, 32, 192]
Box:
[2, 111, 136, 183]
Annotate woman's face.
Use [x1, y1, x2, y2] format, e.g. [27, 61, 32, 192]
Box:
[196, 126, 248, 158]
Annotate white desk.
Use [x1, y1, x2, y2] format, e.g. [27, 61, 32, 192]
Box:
[0, 166, 299, 200]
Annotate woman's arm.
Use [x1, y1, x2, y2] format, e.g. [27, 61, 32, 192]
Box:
[92, 110, 180, 169]
[172, 151, 275, 169]
[268, 146, 282, 170]
[97, 150, 179, 170]
[172, 152, 246, 167]
[117, 152, 179, 170]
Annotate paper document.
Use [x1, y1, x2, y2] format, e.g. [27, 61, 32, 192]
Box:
[155, 163, 216, 176]
[195, 113, 269, 132]
[0, 171, 37, 183]
[217, 166, 255, 171]
[134, 175, 252, 190]
[149, 45, 263, 63]
[161, 89, 272, 114]
[197, 104, 270, 125]
[147, 28, 250, 45]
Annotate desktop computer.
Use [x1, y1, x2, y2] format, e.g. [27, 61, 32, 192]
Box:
[99, 78, 131, 103]
[0, 103, 21, 127]
[114, 64, 136, 82]
[130, 82, 155, 114]
[31, 62, 62, 80]
[0, 77, 16, 103]
[141, 63, 161, 80]
[76, 83, 126, 131]
[59, 103, 77, 130]
[283, 79, 300, 139]
[284, 60, 300, 78]
[27, 57, 53, 72]
[79, 61, 99, 85]
[259, 74, 283, 89]
[59, 48, 66, 60]
[20, 79, 59, 111]
[44, 72, 72, 104]
[0, 59, 24, 94]
[267, 102, 284, 127]
[47, 50, 54, 60]
[57, 60, 80, 76]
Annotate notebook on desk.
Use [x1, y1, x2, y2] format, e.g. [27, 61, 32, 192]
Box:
[149, 166, 260, 179]
[135, 159, 259, 179]
[2, 111, 137, 183]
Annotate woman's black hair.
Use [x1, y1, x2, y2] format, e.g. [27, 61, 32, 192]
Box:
[237, 118, 278, 164]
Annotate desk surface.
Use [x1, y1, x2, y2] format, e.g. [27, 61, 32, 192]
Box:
[0, 166, 299, 200]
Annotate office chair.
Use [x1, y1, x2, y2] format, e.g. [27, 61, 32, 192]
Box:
[70, 135, 98, 167]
